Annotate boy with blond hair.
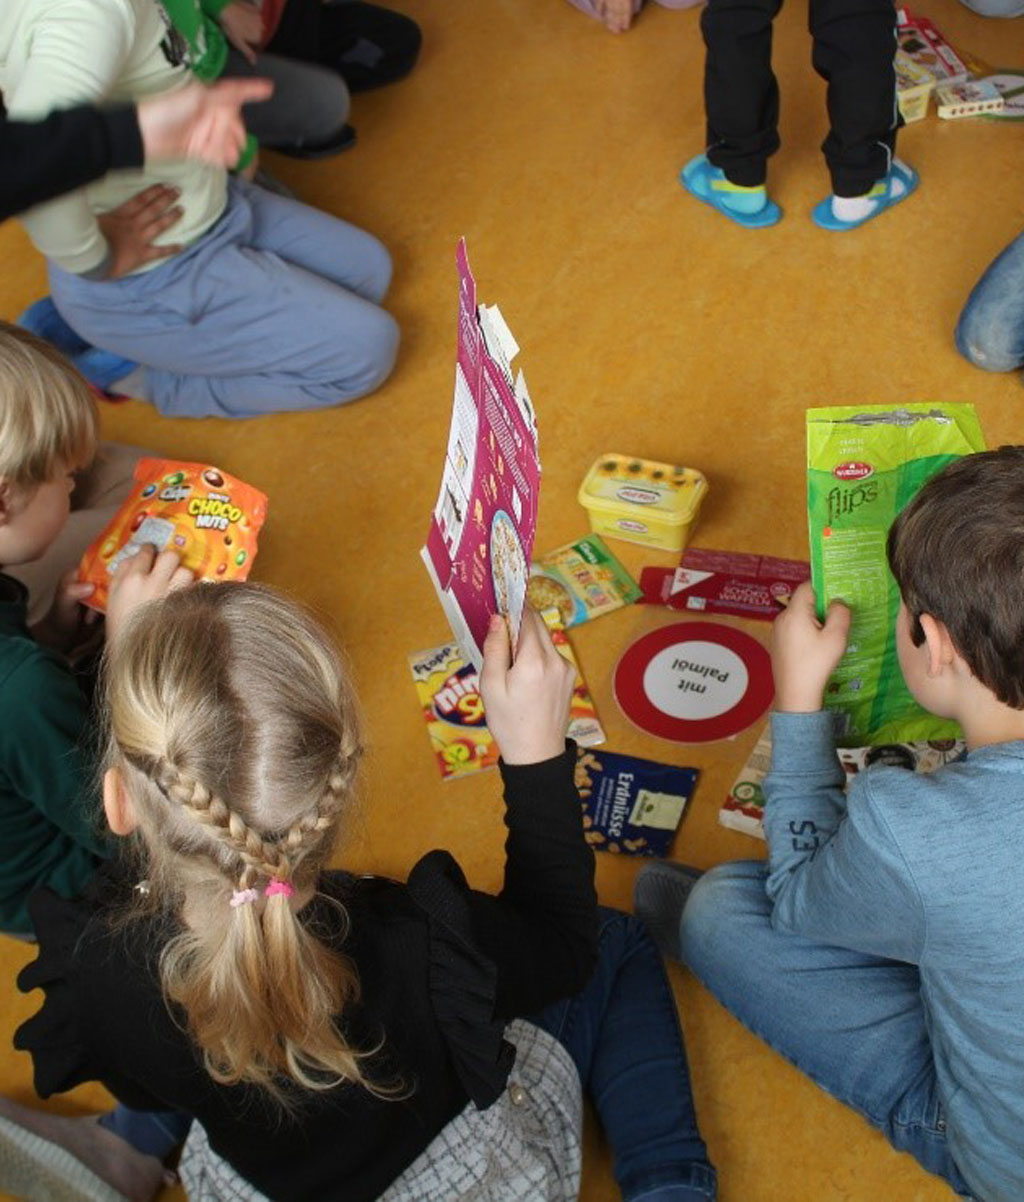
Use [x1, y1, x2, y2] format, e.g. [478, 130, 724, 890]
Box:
[0, 321, 191, 937]
[637, 447, 1024, 1201]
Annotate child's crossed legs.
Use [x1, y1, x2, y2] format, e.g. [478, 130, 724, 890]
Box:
[678, 860, 973, 1197]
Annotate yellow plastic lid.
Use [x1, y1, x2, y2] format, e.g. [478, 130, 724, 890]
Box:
[578, 454, 708, 525]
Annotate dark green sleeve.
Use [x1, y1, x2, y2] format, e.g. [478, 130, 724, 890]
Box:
[0, 652, 110, 860]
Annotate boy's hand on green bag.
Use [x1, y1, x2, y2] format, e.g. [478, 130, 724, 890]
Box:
[771, 580, 851, 713]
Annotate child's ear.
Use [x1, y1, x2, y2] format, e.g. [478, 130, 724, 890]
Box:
[919, 613, 957, 678]
[103, 767, 138, 837]
[0, 480, 14, 526]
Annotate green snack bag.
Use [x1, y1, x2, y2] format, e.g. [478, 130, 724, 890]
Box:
[806, 404, 985, 746]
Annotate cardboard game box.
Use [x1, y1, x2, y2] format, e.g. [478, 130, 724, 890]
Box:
[409, 612, 605, 780]
[421, 241, 541, 668]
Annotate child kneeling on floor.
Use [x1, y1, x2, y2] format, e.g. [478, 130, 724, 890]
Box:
[637, 447, 1024, 1201]
[2, 0, 399, 420]
[13, 596, 717, 1202]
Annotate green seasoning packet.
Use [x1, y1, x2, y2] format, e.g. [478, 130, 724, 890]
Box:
[806, 404, 985, 746]
[526, 534, 641, 627]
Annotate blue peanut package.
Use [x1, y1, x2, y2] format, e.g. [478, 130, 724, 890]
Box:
[573, 748, 698, 856]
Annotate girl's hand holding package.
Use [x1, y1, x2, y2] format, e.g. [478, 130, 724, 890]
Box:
[105, 545, 194, 641]
[479, 607, 576, 765]
[771, 580, 851, 713]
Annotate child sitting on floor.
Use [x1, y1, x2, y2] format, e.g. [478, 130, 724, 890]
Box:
[0, 321, 192, 936]
[681, 0, 915, 230]
[565, 0, 699, 36]
[161, 0, 354, 164]
[637, 447, 1024, 1201]
[12, 594, 717, 1202]
[1, 0, 399, 419]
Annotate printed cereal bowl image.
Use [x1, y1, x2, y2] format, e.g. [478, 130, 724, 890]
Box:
[490, 509, 528, 626]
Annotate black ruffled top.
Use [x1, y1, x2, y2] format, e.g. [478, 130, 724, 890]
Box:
[16, 747, 596, 1202]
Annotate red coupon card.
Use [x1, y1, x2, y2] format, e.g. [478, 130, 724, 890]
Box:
[640, 548, 809, 622]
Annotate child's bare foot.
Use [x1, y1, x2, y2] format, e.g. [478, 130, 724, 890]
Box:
[597, 0, 635, 32]
[0, 1096, 172, 1202]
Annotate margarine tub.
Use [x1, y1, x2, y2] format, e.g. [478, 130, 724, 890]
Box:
[578, 454, 708, 552]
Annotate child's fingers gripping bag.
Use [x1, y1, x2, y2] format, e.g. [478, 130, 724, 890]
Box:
[79, 459, 268, 611]
[806, 404, 984, 746]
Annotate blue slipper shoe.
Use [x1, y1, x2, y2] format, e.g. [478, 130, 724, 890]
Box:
[680, 154, 781, 229]
[17, 297, 137, 391]
[812, 161, 919, 231]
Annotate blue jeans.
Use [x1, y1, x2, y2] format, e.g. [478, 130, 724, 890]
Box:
[535, 908, 717, 1202]
[957, 0, 1024, 14]
[678, 861, 974, 1198]
[955, 226, 1024, 373]
[98, 1105, 191, 1161]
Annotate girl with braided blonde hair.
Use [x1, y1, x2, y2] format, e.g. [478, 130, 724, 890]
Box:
[16, 583, 716, 1202]
[100, 580, 377, 1103]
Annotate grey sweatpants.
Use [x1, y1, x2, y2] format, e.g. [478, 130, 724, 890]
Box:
[222, 47, 350, 148]
[48, 179, 399, 419]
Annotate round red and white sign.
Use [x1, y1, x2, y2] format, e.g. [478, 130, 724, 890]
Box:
[614, 622, 774, 742]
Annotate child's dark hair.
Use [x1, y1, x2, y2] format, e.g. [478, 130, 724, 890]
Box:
[887, 446, 1024, 708]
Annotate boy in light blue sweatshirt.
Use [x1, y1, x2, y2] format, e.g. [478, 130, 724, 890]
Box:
[636, 446, 1024, 1201]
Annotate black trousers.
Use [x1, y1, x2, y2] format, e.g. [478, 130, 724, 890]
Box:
[268, 0, 422, 94]
[701, 0, 899, 196]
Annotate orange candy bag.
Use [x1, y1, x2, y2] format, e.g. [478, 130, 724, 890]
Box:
[78, 458, 268, 612]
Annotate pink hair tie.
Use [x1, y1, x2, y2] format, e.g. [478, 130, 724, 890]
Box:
[264, 878, 295, 900]
[230, 888, 259, 908]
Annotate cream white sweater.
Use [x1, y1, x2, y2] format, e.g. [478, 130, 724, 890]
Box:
[0, 0, 226, 273]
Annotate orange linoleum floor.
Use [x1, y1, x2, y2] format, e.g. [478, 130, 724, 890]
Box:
[2, 1, 1023, 1199]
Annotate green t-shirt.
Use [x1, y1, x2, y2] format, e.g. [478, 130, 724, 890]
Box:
[0, 575, 108, 935]
[159, 0, 258, 169]
[159, 0, 230, 83]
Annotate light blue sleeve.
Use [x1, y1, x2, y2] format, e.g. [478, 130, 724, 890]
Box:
[763, 711, 926, 963]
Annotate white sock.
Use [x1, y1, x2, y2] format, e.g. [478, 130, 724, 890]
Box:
[832, 158, 909, 222]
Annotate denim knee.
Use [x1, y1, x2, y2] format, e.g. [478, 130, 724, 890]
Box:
[954, 302, 1024, 373]
[956, 0, 1024, 16]
[954, 232, 1024, 372]
[678, 861, 766, 981]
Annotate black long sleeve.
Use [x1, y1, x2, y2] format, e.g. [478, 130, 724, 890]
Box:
[465, 743, 599, 1016]
[1, 104, 143, 222]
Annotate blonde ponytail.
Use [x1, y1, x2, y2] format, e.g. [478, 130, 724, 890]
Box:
[103, 583, 397, 1107]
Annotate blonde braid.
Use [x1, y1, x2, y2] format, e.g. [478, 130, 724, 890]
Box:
[154, 759, 291, 885]
[277, 751, 358, 861]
